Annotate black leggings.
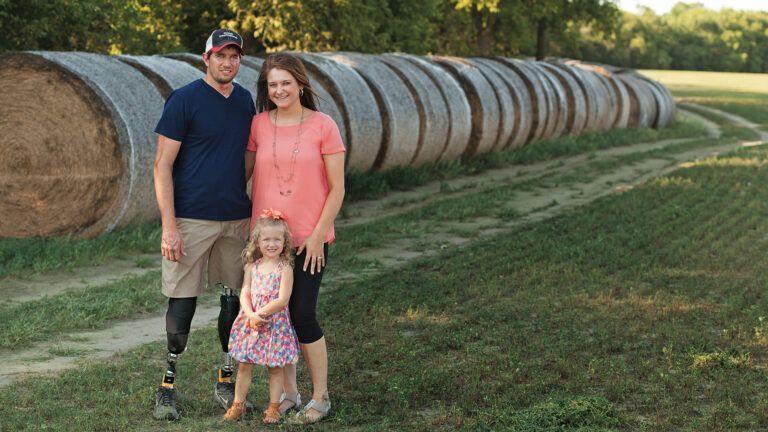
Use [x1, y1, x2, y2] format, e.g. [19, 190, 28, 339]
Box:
[290, 244, 328, 344]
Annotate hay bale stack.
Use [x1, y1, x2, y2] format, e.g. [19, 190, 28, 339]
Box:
[540, 62, 587, 135]
[324, 53, 420, 168]
[396, 54, 472, 161]
[296, 53, 382, 172]
[431, 56, 501, 156]
[379, 54, 451, 165]
[470, 58, 532, 149]
[0, 52, 164, 238]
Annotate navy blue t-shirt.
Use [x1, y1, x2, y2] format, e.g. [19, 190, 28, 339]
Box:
[155, 79, 255, 221]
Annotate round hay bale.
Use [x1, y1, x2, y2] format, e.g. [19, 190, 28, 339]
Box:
[470, 57, 532, 150]
[616, 73, 656, 128]
[603, 73, 631, 129]
[431, 56, 501, 156]
[396, 54, 472, 162]
[295, 52, 382, 172]
[530, 62, 568, 138]
[323, 53, 419, 168]
[493, 58, 549, 144]
[379, 54, 451, 165]
[576, 67, 612, 131]
[540, 61, 587, 135]
[0, 52, 164, 238]
[639, 76, 676, 128]
[118, 55, 203, 98]
[467, 58, 518, 151]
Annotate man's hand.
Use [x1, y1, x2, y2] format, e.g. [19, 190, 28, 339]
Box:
[161, 227, 185, 262]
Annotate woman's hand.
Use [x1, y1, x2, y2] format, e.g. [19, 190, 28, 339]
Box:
[297, 232, 325, 275]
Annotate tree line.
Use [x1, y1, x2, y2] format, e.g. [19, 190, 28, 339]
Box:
[1, 1, 766, 72]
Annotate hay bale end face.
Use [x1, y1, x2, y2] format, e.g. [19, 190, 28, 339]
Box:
[0, 52, 164, 238]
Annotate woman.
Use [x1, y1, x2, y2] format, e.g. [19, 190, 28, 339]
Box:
[245, 52, 345, 424]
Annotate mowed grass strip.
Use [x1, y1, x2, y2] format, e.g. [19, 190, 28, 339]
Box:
[5, 145, 768, 430]
[0, 120, 706, 281]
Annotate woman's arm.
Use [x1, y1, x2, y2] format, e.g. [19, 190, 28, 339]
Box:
[255, 266, 295, 317]
[297, 152, 345, 274]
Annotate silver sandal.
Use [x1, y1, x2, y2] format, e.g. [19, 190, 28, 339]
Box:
[278, 392, 301, 414]
[288, 396, 330, 424]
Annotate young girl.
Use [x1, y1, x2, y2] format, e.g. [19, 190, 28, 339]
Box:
[223, 209, 299, 424]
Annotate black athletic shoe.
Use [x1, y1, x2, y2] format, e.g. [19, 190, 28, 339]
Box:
[215, 381, 254, 412]
[153, 387, 180, 421]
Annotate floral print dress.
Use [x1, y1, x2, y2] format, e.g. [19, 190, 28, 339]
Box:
[228, 261, 299, 367]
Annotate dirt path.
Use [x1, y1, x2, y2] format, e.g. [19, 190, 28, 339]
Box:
[1, 105, 763, 386]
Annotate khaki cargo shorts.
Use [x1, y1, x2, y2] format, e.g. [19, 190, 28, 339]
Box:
[162, 218, 250, 298]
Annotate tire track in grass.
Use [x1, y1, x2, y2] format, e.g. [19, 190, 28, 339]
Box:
[0, 105, 762, 386]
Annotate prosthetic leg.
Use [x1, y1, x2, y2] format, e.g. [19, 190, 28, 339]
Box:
[153, 297, 197, 421]
[214, 283, 241, 409]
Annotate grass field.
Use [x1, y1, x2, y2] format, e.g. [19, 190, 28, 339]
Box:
[1, 70, 768, 431]
[642, 69, 768, 129]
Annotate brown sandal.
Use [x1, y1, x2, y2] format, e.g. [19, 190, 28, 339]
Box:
[223, 401, 246, 421]
[263, 402, 280, 424]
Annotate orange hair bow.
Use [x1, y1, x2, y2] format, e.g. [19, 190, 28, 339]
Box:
[260, 208, 283, 220]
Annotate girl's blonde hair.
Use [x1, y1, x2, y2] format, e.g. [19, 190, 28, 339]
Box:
[242, 215, 294, 267]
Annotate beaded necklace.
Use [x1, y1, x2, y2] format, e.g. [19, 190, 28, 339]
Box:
[271, 107, 304, 197]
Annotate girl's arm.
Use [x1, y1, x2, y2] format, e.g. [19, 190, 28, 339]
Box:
[239, 263, 257, 317]
[255, 265, 294, 317]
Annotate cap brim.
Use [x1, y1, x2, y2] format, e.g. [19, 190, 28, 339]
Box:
[211, 42, 244, 54]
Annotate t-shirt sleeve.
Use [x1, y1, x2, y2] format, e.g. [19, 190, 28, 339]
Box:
[154, 90, 187, 142]
[246, 115, 259, 152]
[320, 115, 346, 155]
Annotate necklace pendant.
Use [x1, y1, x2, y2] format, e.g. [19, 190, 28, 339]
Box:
[292, 149, 300, 154]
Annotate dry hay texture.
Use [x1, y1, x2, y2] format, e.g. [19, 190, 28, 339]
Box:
[0, 51, 675, 238]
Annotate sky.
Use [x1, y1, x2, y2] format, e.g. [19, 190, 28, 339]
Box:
[617, 0, 767, 15]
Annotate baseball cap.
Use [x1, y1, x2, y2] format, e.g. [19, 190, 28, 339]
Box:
[205, 29, 244, 54]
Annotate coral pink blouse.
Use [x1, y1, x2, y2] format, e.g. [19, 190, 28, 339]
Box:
[247, 111, 345, 246]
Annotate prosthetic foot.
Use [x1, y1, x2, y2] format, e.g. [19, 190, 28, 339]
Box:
[153, 352, 180, 421]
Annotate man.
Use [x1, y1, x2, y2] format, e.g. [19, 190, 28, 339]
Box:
[152, 28, 255, 421]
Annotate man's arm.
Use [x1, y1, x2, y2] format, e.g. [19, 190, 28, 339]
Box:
[153, 134, 184, 262]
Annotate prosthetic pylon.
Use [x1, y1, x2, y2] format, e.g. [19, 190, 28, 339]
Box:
[214, 283, 241, 409]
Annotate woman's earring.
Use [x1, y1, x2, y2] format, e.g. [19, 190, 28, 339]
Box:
[300, 89, 304, 97]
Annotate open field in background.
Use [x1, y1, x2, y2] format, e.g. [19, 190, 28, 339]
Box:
[1, 71, 768, 430]
[642, 69, 768, 129]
